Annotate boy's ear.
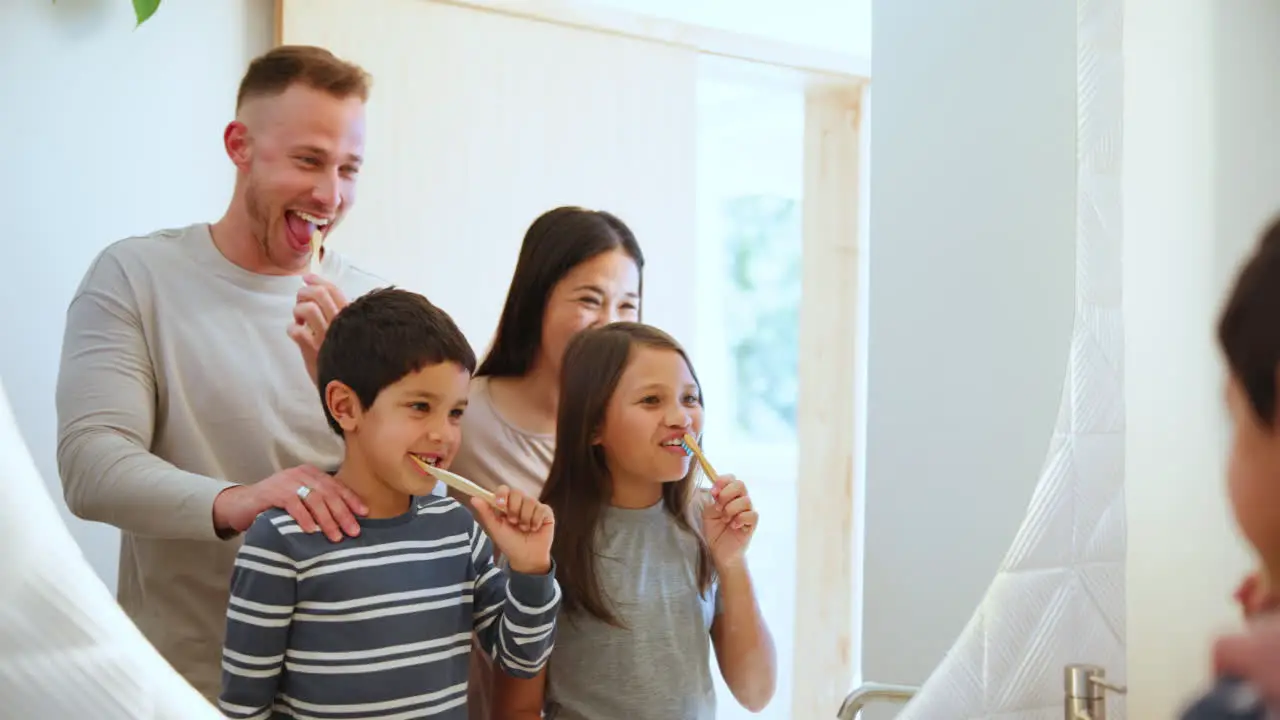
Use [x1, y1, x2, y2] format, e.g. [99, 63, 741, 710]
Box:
[325, 380, 362, 433]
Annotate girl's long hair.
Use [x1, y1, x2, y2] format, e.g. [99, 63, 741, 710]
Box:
[539, 322, 713, 627]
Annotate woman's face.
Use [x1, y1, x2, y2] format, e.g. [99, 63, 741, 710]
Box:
[538, 249, 641, 378]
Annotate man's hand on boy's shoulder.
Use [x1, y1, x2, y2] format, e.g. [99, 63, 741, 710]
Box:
[213, 465, 368, 543]
[470, 486, 554, 576]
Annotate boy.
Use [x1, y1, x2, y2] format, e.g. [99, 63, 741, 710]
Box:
[1220, 217, 1280, 620]
[218, 288, 560, 720]
[1181, 216, 1280, 716]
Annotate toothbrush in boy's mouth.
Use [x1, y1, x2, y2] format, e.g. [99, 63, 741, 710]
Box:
[408, 454, 501, 509]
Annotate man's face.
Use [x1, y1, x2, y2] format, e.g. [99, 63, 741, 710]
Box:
[231, 84, 366, 274]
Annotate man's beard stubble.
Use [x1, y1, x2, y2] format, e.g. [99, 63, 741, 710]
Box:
[243, 174, 274, 262]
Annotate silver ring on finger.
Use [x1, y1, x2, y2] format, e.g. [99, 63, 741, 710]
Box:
[297, 485, 313, 501]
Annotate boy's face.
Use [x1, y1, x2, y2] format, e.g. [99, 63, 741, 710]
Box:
[1226, 375, 1280, 564]
[339, 361, 472, 496]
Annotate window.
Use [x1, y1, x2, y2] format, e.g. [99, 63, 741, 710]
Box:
[695, 60, 804, 720]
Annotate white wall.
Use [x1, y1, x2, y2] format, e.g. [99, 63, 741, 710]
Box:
[1125, 0, 1280, 716]
[0, 1, 275, 591]
[278, 0, 699, 358]
[862, 0, 1078, 708]
[1213, 1, 1280, 282]
[592, 0, 870, 57]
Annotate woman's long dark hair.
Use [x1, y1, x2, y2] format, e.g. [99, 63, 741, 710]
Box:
[476, 207, 645, 379]
[539, 322, 713, 626]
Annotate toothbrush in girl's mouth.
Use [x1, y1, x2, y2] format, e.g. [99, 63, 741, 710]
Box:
[680, 433, 718, 488]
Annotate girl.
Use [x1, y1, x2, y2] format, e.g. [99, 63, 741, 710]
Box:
[450, 206, 644, 719]
[492, 322, 777, 719]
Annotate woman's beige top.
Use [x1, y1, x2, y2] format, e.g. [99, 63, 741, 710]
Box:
[451, 376, 555, 497]
[450, 376, 555, 720]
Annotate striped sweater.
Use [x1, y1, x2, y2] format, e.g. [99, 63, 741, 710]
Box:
[217, 495, 560, 720]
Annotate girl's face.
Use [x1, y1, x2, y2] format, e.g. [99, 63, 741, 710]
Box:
[596, 346, 703, 497]
[538, 249, 640, 379]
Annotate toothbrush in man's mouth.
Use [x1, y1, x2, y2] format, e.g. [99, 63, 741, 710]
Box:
[309, 228, 324, 275]
[291, 210, 329, 275]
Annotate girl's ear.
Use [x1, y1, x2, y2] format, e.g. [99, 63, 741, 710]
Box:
[325, 380, 363, 433]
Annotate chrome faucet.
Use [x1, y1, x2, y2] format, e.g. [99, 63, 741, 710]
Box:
[1065, 664, 1127, 720]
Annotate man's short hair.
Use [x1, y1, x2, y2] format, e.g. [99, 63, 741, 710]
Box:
[236, 45, 372, 111]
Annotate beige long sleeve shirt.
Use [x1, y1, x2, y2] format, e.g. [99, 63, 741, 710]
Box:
[55, 223, 384, 701]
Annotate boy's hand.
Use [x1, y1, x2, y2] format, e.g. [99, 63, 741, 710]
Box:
[471, 486, 554, 575]
[1214, 613, 1280, 705]
[702, 474, 758, 570]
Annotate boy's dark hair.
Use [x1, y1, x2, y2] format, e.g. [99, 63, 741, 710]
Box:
[316, 287, 476, 435]
[1219, 215, 1280, 427]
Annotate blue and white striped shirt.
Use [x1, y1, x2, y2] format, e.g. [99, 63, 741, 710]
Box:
[218, 495, 560, 720]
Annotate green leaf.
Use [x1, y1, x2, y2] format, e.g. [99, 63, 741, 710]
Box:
[133, 0, 161, 27]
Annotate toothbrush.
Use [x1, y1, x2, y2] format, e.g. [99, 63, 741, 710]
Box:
[680, 433, 718, 488]
[680, 433, 753, 530]
[408, 455, 503, 511]
[309, 228, 324, 275]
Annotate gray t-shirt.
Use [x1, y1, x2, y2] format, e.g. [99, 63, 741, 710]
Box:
[545, 501, 722, 720]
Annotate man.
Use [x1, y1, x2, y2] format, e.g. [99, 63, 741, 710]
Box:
[55, 45, 384, 701]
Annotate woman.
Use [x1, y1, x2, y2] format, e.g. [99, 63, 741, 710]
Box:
[451, 206, 644, 720]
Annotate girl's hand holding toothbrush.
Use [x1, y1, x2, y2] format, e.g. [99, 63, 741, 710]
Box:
[703, 474, 757, 569]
